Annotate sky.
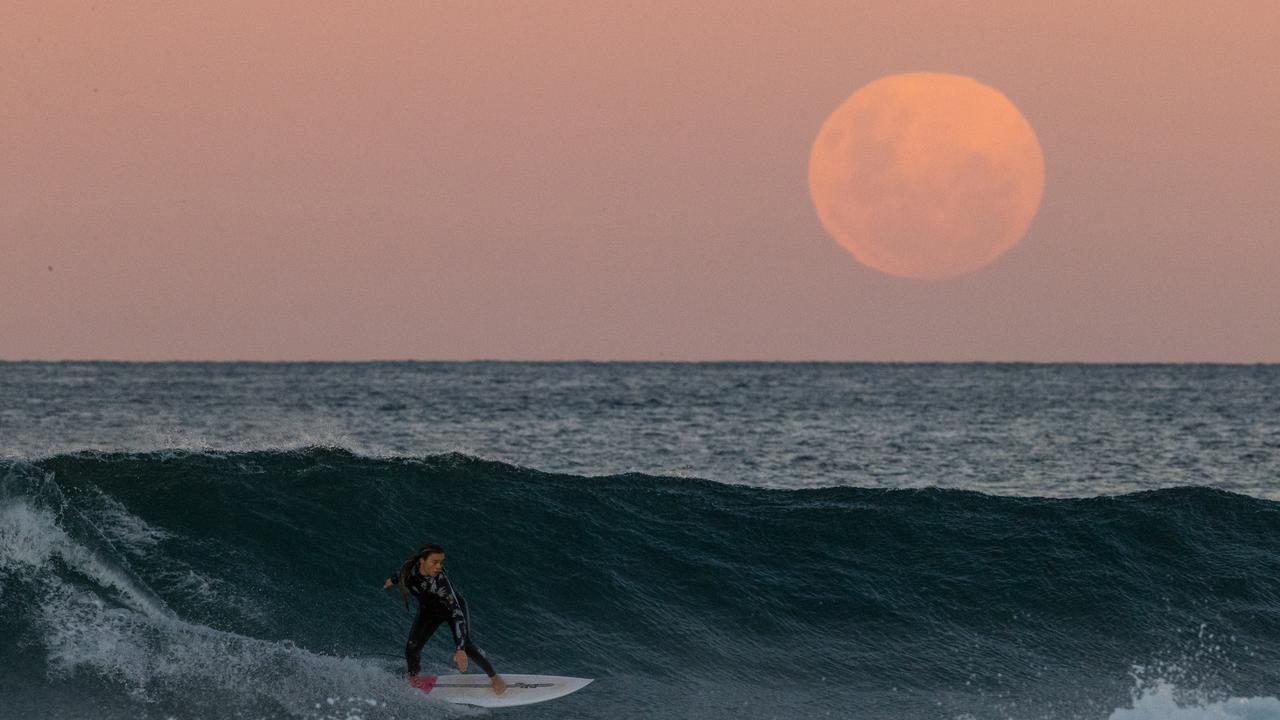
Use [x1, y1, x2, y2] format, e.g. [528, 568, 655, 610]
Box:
[3, 1, 1278, 362]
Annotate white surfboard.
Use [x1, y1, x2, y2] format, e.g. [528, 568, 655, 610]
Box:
[411, 674, 592, 708]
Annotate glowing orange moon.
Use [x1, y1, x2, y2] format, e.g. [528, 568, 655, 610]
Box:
[809, 73, 1045, 280]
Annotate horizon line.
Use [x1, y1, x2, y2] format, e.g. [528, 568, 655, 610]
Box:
[2, 358, 1278, 366]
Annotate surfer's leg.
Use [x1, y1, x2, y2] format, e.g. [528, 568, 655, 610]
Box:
[455, 598, 502, 692]
[404, 606, 445, 676]
[455, 597, 496, 677]
[461, 640, 497, 677]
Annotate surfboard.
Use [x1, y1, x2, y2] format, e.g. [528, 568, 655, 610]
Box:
[410, 674, 592, 708]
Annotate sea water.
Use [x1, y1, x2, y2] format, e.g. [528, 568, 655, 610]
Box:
[1, 362, 1278, 719]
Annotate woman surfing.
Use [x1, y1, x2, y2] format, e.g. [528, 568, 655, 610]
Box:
[383, 544, 507, 695]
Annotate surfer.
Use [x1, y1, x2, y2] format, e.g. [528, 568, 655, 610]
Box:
[383, 544, 507, 695]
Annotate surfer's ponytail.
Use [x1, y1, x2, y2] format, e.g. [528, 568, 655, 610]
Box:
[397, 544, 446, 611]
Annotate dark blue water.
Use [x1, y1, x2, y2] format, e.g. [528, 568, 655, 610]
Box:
[2, 363, 1279, 719]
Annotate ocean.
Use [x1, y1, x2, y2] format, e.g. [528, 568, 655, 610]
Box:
[2, 362, 1278, 719]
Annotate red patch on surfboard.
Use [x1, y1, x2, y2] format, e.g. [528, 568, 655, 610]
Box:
[409, 675, 438, 693]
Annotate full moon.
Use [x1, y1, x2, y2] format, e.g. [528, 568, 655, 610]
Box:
[808, 73, 1045, 280]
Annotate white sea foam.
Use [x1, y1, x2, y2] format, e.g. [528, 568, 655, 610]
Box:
[154, 566, 268, 624]
[36, 582, 457, 719]
[1108, 682, 1280, 720]
[43, 586, 355, 697]
[85, 489, 173, 555]
[0, 497, 171, 619]
[4, 474, 267, 627]
[1, 491, 455, 719]
[0, 499, 60, 570]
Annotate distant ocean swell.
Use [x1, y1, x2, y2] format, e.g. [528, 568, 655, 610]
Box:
[2, 448, 1279, 719]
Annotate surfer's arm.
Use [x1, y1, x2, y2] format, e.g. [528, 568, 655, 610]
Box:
[383, 574, 399, 588]
[439, 576, 469, 649]
[446, 609, 467, 650]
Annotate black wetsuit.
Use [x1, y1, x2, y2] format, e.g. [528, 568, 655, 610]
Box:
[388, 567, 496, 678]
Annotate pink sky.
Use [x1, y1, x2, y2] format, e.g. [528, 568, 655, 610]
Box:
[3, 2, 1278, 361]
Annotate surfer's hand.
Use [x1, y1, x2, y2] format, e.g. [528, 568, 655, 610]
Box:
[382, 578, 392, 589]
[454, 649, 468, 673]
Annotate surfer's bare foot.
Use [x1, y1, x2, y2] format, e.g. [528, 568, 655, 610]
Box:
[491, 675, 507, 695]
